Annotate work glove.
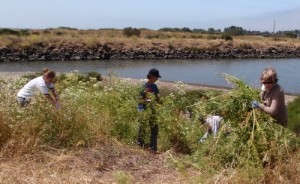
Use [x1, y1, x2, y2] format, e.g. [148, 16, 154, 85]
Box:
[251, 100, 261, 109]
[137, 104, 144, 112]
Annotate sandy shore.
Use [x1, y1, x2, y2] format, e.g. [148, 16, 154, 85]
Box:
[1, 72, 298, 104]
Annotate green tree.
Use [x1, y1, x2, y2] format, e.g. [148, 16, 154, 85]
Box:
[123, 27, 141, 37]
[224, 26, 245, 36]
[207, 28, 216, 34]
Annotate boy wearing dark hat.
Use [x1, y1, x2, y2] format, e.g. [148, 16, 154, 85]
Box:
[137, 68, 161, 153]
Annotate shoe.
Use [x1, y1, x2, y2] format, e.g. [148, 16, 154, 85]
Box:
[147, 148, 157, 154]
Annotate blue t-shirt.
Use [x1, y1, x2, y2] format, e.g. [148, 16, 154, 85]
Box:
[140, 83, 159, 98]
[138, 83, 159, 111]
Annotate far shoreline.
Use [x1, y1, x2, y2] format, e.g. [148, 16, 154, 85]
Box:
[1, 29, 300, 62]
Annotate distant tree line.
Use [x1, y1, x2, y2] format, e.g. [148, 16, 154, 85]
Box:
[158, 26, 300, 38]
[0, 26, 299, 39]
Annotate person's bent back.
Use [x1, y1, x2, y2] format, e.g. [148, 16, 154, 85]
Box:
[17, 68, 60, 108]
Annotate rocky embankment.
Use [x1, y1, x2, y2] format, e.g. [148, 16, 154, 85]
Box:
[1, 44, 300, 61]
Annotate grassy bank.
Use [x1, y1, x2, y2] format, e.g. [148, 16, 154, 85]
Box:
[0, 72, 299, 183]
[1, 28, 300, 52]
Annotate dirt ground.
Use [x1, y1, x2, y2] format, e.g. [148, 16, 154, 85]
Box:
[0, 141, 199, 184]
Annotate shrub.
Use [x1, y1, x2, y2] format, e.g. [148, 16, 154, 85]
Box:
[158, 27, 192, 32]
[189, 74, 299, 169]
[287, 97, 300, 135]
[206, 35, 217, 40]
[19, 29, 30, 36]
[221, 34, 233, 41]
[0, 28, 30, 36]
[31, 31, 40, 35]
[55, 31, 64, 36]
[145, 34, 160, 39]
[77, 72, 103, 82]
[43, 30, 51, 34]
[0, 115, 11, 148]
[57, 27, 78, 30]
[191, 35, 204, 39]
[0, 71, 299, 182]
[238, 43, 253, 49]
[0, 28, 20, 36]
[123, 27, 141, 37]
[224, 25, 245, 36]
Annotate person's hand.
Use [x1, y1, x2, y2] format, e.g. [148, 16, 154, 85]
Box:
[251, 100, 261, 108]
[55, 102, 60, 109]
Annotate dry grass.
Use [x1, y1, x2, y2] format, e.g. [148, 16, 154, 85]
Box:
[1, 29, 300, 51]
[1, 146, 298, 184]
[0, 140, 196, 184]
[0, 73, 299, 184]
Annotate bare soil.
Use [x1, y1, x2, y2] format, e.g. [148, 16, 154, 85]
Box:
[0, 141, 199, 184]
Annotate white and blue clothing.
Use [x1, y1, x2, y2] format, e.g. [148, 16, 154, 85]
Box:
[199, 115, 223, 142]
[17, 76, 54, 106]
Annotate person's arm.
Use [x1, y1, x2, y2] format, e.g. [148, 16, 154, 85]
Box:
[45, 94, 57, 107]
[259, 91, 283, 116]
[50, 88, 59, 101]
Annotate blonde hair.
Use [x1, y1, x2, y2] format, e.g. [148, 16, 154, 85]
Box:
[43, 68, 56, 79]
[260, 67, 278, 83]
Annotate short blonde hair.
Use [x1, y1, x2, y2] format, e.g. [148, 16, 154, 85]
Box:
[260, 67, 278, 83]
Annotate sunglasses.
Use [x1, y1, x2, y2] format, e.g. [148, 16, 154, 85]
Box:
[262, 81, 273, 84]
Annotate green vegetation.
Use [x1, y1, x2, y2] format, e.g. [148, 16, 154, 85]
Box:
[288, 96, 300, 135]
[0, 73, 299, 183]
[122, 27, 141, 37]
[221, 33, 233, 41]
[159, 27, 192, 33]
[0, 28, 30, 36]
[224, 25, 245, 36]
[158, 26, 300, 38]
[283, 31, 298, 38]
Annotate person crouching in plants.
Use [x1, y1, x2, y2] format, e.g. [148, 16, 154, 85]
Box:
[137, 68, 161, 153]
[199, 115, 223, 143]
[17, 68, 60, 108]
[252, 67, 288, 127]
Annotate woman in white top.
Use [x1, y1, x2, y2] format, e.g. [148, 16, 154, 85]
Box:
[17, 68, 60, 108]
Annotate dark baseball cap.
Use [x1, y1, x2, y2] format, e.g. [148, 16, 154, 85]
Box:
[148, 68, 161, 78]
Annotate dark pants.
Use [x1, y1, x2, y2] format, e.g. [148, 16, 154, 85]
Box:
[17, 97, 30, 107]
[137, 121, 158, 151]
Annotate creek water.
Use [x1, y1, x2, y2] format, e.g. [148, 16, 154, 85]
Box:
[0, 58, 299, 94]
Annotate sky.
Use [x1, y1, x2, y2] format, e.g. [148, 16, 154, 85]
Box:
[0, 0, 300, 31]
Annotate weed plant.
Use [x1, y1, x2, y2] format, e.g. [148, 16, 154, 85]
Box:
[0, 72, 299, 182]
